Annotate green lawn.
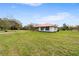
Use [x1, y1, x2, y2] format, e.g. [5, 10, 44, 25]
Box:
[0, 30, 79, 56]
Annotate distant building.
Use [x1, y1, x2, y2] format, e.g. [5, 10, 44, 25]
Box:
[33, 23, 58, 32]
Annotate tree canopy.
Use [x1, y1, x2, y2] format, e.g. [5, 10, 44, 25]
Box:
[0, 17, 22, 31]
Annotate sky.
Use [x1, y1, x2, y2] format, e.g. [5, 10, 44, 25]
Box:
[0, 3, 79, 26]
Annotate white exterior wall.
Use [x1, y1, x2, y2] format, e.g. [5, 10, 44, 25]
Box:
[39, 27, 46, 31]
[43, 28, 46, 31]
[38, 27, 58, 32]
[49, 27, 58, 32]
[38, 27, 41, 31]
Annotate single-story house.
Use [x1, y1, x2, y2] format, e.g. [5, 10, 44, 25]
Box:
[33, 23, 58, 32]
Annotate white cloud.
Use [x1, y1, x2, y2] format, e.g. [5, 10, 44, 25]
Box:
[33, 12, 78, 25]
[40, 13, 72, 21]
[37, 12, 74, 21]
[25, 3, 42, 7]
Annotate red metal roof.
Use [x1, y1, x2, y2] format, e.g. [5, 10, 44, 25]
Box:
[33, 23, 54, 27]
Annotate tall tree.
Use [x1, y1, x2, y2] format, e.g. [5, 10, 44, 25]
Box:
[0, 17, 22, 31]
[62, 23, 69, 31]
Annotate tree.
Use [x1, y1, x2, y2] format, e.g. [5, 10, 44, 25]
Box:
[23, 23, 37, 31]
[0, 17, 22, 31]
[76, 25, 79, 31]
[22, 25, 30, 30]
[0, 18, 2, 30]
[9, 19, 22, 30]
[26, 24, 34, 30]
[62, 23, 69, 31]
[68, 26, 74, 31]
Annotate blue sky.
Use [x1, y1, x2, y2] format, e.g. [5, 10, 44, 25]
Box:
[0, 3, 79, 26]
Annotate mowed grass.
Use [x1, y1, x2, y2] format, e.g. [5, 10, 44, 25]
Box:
[0, 30, 79, 56]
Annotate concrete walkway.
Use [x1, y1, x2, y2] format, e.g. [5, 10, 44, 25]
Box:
[0, 32, 15, 34]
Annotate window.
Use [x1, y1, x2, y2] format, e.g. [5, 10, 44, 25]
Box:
[41, 27, 44, 31]
[45, 27, 49, 30]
